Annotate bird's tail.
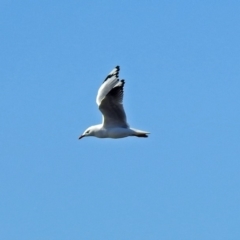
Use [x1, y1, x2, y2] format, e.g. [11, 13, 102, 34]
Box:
[131, 128, 150, 138]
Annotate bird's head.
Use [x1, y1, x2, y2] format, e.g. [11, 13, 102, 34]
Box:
[78, 126, 95, 139]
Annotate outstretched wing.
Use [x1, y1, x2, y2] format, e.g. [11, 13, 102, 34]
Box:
[96, 66, 129, 128]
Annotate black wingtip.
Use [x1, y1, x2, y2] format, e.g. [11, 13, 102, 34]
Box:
[136, 134, 148, 138]
[115, 66, 120, 77]
[103, 66, 121, 83]
[120, 79, 125, 86]
[135, 132, 150, 138]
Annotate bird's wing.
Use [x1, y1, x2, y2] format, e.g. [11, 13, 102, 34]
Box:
[96, 66, 129, 128]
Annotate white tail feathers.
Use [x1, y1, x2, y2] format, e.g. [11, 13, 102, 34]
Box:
[131, 128, 150, 138]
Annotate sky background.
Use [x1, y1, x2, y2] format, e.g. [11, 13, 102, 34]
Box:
[0, 1, 240, 239]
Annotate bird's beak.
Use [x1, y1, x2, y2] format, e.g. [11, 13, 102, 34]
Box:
[78, 135, 84, 139]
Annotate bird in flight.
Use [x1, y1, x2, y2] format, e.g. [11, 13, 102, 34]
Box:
[79, 66, 149, 139]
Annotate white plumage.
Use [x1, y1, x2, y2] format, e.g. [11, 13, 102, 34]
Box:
[79, 66, 149, 139]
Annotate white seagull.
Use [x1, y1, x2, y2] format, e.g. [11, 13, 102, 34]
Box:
[79, 66, 150, 139]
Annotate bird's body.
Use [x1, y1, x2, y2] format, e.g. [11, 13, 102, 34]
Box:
[79, 66, 149, 139]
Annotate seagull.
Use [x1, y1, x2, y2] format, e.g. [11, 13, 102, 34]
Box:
[79, 66, 150, 139]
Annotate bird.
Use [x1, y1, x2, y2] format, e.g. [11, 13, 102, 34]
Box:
[79, 66, 150, 139]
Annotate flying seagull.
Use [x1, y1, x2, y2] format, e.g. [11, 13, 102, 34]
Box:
[79, 66, 150, 139]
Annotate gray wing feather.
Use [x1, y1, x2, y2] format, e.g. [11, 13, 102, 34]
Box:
[99, 80, 129, 128]
[96, 66, 120, 105]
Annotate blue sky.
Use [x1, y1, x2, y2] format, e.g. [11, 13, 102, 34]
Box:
[0, 1, 240, 239]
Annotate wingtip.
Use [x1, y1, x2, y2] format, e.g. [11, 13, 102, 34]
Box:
[111, 66, 120, 74]
[136, 134, 149, 138]
[103, 66, 120, 83]
[135, 132, 150, 138]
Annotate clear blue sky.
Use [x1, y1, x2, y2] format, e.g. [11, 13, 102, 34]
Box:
[1, 1, 240, 239]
